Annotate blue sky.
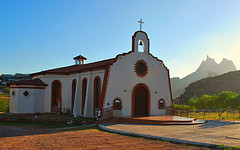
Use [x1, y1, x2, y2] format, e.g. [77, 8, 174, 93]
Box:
[0, 0, 240, 78]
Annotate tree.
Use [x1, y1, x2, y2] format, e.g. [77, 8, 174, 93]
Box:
[212, 91, 236, 120]
[188, 97, 196, 110]
[173, 104, 193, 117]
[195, 94, 212, 118]
[3, 87, 10, 93]
[230, 93, 240, 115]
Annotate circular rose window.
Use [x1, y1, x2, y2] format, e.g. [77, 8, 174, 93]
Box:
[134, 60, 148, 77]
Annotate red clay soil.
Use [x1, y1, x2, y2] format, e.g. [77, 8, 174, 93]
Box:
[0, 129, 209, 150]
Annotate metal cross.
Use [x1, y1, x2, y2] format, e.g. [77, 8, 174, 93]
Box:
[138, 19, 144, 31]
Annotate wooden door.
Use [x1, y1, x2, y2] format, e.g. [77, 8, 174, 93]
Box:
[135, 87, 148, 116]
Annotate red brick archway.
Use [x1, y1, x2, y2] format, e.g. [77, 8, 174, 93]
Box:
[93, 76, 101, 116]
[51, 80, 62, 112]
[82, 78, 87, 115]
[132, 83, 150, 117]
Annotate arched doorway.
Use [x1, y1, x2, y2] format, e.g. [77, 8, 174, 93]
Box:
[71, 79, 77, 114]
[132, 83, 150, 117]
[51, 80, 61, 112]
[82, 78, 87, 115]
[93, 76, 101, 116]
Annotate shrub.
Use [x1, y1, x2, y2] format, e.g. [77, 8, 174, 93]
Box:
[0, 97, 10, 112]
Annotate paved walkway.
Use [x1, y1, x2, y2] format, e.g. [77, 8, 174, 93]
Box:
[103, 120, 240, 148]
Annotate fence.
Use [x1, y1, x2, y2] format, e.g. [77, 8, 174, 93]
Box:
[175, 109, 240, 120]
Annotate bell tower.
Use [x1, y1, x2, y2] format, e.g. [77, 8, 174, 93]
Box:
[132, 19, 150, 54]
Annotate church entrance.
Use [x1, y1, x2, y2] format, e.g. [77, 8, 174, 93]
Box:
[134, 86, 148, 116]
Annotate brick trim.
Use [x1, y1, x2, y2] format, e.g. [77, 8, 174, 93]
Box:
[132, 31, 150, 53]
[113, 51, 133, 63]
[148, 53, 169, 71]
[131, 83, 151, 117]
[99, 65, 111, 116]
[113, 97, 122, 110]
[134, 59, 148, 78]
[167, 70, 174, 115]
[158, 99, 165, 109]
[93, 76, 101, 116]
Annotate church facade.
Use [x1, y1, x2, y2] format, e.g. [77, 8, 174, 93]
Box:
[8, 30, 173, 118]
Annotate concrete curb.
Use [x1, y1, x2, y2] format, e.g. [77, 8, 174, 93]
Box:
[58, 124, 97, 130]
[98, 124, 225, 149]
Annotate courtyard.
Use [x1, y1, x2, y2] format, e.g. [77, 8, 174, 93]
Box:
[0, 125, 209, 150]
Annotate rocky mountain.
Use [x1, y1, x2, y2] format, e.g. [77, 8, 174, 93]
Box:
[171, 56, 236, 99]
[178, 70, 240, 104]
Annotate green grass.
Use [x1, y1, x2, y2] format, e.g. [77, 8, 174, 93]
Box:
[0, 93, 10, 97]
[177, 111, 240, 121]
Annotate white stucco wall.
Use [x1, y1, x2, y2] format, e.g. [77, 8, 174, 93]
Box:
[83, 70, 105, 117]
[9, 86, 46, 113]
[34, 69, 105, 117]
[34, 89, 45, 113]
[104, 51, 172, 117]
[34, 74, 77, 113]
[9, 89, 18, 113]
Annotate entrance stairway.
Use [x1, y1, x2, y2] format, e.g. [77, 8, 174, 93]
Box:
[118, 115, 207, 125]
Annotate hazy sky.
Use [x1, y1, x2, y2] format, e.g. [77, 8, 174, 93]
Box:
[1, 0, 240, 78]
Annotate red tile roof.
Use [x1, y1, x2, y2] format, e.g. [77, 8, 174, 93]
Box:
[8, 79, 48, 86]
[30, 58, 115, 76]
[73, 55, 87, 60]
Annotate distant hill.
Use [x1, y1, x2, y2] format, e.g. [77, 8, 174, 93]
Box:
[178, 70, 240, 104]
[171, 56, 236, 99]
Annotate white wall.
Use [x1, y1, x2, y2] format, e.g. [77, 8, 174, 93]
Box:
[34, 89, 45, 113]
[34, 70, 105, 117]
[104, 51, 172, 117]
[9, 86, 46, 113]
[35, 74, 77, 113]
[9, 89, 18, 113]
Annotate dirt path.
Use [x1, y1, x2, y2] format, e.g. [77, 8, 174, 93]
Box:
[0, 125, 209, 150]
[105, 120, 240, 148]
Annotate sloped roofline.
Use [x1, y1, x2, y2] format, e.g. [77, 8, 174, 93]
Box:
[30, 58, 115, 76]
[7, 79, 48, 86]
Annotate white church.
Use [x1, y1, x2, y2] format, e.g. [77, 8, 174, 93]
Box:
[8, 23, 173, 118]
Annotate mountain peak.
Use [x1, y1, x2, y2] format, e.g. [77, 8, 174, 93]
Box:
[197, 55, 218, 71]
[171, 55, 237, 99]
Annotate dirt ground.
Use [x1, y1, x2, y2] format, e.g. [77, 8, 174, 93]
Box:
[0, 125, 210, 150]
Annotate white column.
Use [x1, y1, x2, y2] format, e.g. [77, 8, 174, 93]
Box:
[73, 73, 81, 116]
[84, 71, 92, 117]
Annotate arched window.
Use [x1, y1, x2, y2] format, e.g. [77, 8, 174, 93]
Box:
[93, 76, 101, 116]
[134, 60, 148, 78]
[113, 98, 122, 110]
[71, 79, 77, 113]
[51, 80, 62, 112]
[82, 78, 87, 115]
[158, 99, 165, 109]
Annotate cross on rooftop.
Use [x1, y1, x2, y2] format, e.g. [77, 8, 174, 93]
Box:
[138, 19, 144, 31]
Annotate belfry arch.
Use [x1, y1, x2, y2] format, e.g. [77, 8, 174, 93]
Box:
[132, 31, 150, 54]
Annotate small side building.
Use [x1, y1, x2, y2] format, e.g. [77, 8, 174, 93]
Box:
[8, 79, 47, 113]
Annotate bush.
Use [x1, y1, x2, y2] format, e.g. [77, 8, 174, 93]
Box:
[0, 97, 9, 112]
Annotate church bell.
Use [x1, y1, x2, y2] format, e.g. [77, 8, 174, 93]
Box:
[139, 41, 143, 46]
